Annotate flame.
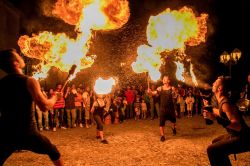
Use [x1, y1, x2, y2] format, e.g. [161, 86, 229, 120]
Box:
[32, 63, 50, 80]
[131, 45, 161, 81]
[18, 0, 130, 79]
[18, 32, 95, 79]
[53, 0, 130, 29]
[147, 7, 208, 51]
[175, 61, 185, 82]
[77, 0, 130, 31]
[53, 0, 91, 25]
[190, 63, 198, 86]
[185, 13, 208, 46]
[132, 6, 208, 83]
[94, 77, 115, 94]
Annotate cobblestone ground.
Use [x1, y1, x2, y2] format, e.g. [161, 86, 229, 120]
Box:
[4, 115, 250, 166]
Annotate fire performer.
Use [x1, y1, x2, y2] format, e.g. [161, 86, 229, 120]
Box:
[90, 94, 108, 144]
[148, 75, 177, 142]
[90, 77, 115, 144]
[0, 49, 63, 166]
[203, 76, 250, 165]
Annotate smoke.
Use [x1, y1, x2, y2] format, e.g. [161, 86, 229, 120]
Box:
[39, 0, 55, 17]
[19, 0, 75, 36]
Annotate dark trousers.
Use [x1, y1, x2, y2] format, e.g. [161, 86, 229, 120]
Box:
[207, 133, 250, 166]
[176, 104, 181, 118]
[103, 111, 115, 123]
[0, 132, 60, 165]
[110, 111, 115, 123]
[93, 114, 104, 131]
[128, 103, 134, 118]
[119, 110, 124, 122]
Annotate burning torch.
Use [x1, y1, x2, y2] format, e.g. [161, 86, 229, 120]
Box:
[54, 64, 77, 100]
[61, 64, 77, 92]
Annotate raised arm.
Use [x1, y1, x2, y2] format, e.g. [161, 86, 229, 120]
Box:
[27, 77, 57, 112]
[156, 86, 162, 92]
[148, 86, 161, 95]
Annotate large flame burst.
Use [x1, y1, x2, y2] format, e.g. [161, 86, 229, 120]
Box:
[132, 6, 208, 83]
[94, 77, 116, 94]
[18, 0, 130, 79]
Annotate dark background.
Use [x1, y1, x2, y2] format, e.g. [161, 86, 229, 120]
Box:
[1, 0, 250, 89]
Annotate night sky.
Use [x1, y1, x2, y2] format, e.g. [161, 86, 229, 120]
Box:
[4, 0, 250, 88]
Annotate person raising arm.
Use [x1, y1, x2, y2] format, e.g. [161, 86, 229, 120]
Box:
[0, 48, 64, 166]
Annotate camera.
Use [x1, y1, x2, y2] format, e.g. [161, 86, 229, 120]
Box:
[203, 105, 214, 125]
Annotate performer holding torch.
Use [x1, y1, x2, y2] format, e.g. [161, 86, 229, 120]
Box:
[148, 75, 177, 142]
[0, 49, 63, 165]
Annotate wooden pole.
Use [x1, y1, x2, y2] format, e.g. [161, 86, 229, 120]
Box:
[147, 72, 150, 90]
[61, 64, 77, 92]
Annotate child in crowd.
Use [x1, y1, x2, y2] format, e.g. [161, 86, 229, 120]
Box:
[185, 92, 195, 117]
[121, 97, 127, 120]
[141, 99, 147, 119]
[134, 95, 141, 120]
[177, 93, 186, 118]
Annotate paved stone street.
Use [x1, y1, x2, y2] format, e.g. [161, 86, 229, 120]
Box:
[4, 116, 250, 166]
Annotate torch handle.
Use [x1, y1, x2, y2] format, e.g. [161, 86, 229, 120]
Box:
[60, 64, 77, 93]
[147, 78, 150, 90]
[147, 72, 150, 90]
[61, 76, 70, 93]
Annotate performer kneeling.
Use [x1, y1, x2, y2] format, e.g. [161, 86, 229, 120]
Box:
[203, 76, 250, 166]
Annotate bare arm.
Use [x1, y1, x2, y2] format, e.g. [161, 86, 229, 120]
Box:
[64, 89, 69, 98]
[156, 86, 161, 92]
[27, 77, 57, 112]
[222, 103, 242, 132]
[148, 86, 161, 96]
[82, 92, 87, 106]
[212, 108, 220, 117]
[90, 101, 97, 113]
